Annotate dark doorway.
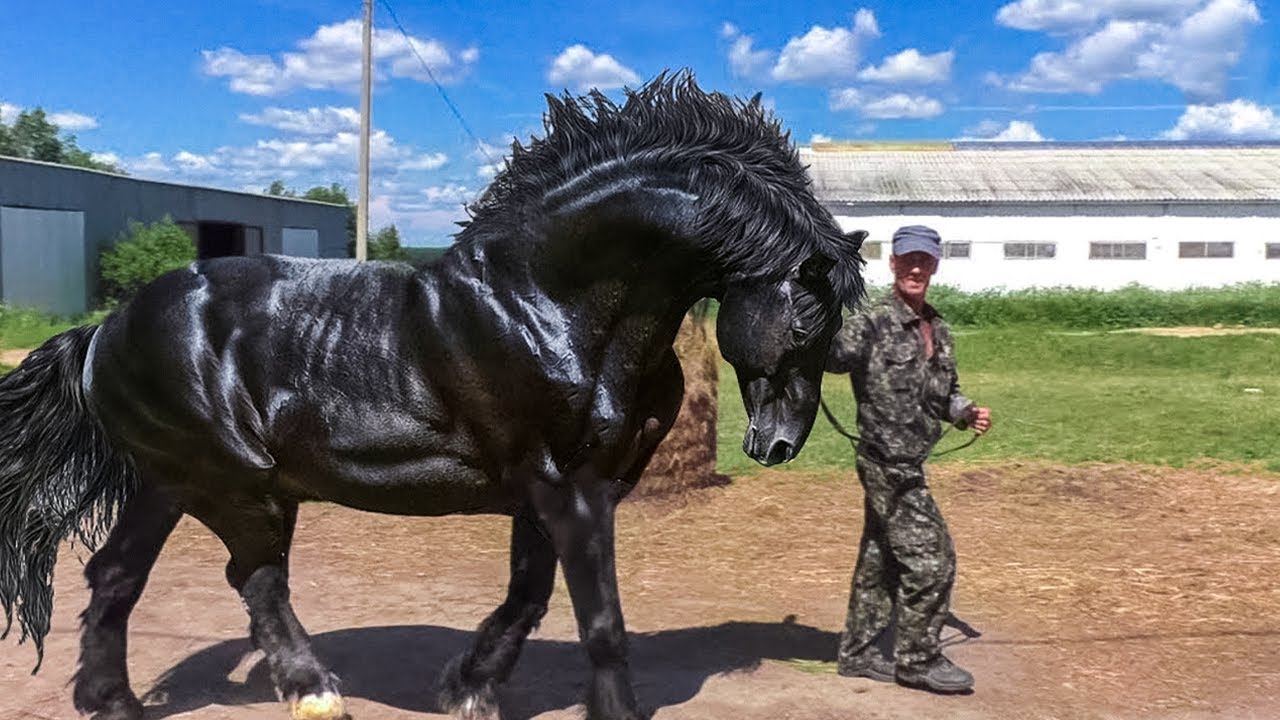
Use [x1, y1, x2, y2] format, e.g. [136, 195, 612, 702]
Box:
[196, 223, 263, 259]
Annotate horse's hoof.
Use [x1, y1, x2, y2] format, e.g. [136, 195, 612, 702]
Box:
[453, 694, 501, 720]
[84, 693, 145, 720]
[290, 691, 349, 720]
[439, 655, 501, 720]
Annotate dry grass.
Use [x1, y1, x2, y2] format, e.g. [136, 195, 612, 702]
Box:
[631, 313, 722, 499]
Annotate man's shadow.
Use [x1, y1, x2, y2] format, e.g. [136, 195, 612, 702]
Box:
[140, 616, 840, 719]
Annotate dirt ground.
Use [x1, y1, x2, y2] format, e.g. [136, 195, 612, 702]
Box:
[0, 349, 31, 366]
[5, 462, 1280, 720]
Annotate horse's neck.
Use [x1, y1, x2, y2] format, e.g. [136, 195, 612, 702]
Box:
[430, 183, 712, 370]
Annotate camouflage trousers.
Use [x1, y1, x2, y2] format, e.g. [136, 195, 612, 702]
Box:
[838, 453, 956, 671]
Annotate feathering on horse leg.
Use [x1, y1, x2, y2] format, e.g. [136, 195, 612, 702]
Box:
[441, 512, 557, 720]
[190, 492, 347, 720]
[73, 482, 181, 720]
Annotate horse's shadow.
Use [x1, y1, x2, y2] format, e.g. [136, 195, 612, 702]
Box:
[140, 617, 838, 719]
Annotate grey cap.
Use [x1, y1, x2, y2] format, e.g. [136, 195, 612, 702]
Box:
[892, 225, 942, 259]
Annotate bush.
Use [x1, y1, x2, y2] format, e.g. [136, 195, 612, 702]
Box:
[98, 217, 196, 305]
[926, 283, 1280, 329]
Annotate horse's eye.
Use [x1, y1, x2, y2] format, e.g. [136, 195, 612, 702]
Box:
[792, 325, 812, 343]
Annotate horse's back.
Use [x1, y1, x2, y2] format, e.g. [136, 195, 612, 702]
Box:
[88, 256, 427, 472]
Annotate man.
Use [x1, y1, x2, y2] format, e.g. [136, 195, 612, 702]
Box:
[826, 224, 992, 694]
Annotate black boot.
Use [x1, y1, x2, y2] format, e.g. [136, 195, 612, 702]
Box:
[896, 655, 974, 694]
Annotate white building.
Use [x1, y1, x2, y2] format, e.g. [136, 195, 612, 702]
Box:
[803, 142, 1280, 291]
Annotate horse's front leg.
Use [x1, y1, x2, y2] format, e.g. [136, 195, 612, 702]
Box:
[530, 472, 642, 720]
[440, 512, 557, 719]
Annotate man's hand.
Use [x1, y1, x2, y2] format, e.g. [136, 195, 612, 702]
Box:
[971, 407, 992, 435]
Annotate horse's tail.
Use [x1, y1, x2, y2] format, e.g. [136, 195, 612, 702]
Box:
[0, 325, 135, 672]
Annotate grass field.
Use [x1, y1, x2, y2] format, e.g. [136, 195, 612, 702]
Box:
[717, 327, 1280, 476]
[0, 306, 103, 350]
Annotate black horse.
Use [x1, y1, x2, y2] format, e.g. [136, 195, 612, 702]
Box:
[0, 73, 864, 720]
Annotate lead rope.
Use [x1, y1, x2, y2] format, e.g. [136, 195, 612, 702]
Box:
[818, 395, 979, 458]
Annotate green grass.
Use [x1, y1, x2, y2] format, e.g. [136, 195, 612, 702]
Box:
[718, 326, 1280, 476]
[0, 305, 105, 351]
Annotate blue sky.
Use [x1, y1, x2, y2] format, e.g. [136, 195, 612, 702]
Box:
[2, 0, 1276, 245]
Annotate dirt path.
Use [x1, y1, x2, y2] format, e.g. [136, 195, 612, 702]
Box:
[4, 462, 1279, 719]
[1112, 326, 1280, 337]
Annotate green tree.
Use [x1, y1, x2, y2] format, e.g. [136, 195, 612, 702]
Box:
[10, 109, 64, 162]
[369, 224, 410, 261]
[98, 217, 196, 305]
[264, 179, 296, 197]
[0, 108, 122, 173]
[302, 183, 358, 256]
[0, 123, 15, 157]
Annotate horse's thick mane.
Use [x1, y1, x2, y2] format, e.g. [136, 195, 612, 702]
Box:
[457, 70, 864, 308]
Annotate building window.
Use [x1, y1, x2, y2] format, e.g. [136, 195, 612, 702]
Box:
[1090, 242, 1147, 260]
[861, 241, 883, 260]
[1179, 241, 1233, 258]
[1004, 242, 1056, 259]
[942, 242, 971, 259]
[1267, 243, 1280, 259]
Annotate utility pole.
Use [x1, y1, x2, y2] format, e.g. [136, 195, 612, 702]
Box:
[356, 0, 372, 261]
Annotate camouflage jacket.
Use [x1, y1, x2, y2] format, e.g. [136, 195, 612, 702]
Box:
[826, 293, 976, 465]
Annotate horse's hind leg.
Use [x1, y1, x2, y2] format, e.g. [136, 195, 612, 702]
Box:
[74, 482, 182, 720]
[189, 492, 347, 720]
[441, 512, 557, 719]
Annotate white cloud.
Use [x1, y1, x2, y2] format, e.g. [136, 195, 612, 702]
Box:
[547, 45, 642, 92]
[240, 106, 361, 135]
[130, 152, 171, 174]
[809, 133, 834, 144]
[174, 150, 218, 172]
[91, 152, 121, 167]
[831, 88, 944, 118]
[858, 49, 954, 84]
[958, 119, 1048, 141]
[424, 184, 474, 204]
[997, 0, 1205, 32]
[469, 140, 509, 179]
[863, 94, 945, 119]
[996, 0, 1261, 102]
[0, 102, 98, 130]
[1161, 99, 1280, 139]
[723, 24, 775, 79]
[202, 19, 478, 96]
[47, 111, 97, 131]
[771, 9, 881, 84]
[120, 129, 449, 191]
[400, 152, 448, 170]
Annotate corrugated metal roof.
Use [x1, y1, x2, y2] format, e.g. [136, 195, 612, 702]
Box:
[802, 143, 1280, 204]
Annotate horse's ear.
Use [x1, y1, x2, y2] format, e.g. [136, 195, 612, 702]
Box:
[798, 253, 835, 281]
[749, 92, 763, 107]
[845, 230, 868, 253]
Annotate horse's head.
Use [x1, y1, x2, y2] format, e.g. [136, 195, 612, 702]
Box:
[716, 251, 845, 466]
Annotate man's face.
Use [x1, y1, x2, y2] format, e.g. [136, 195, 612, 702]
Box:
[889, 251, 938, 303]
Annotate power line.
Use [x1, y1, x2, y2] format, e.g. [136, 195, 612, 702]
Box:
[377, 0, 499, 168]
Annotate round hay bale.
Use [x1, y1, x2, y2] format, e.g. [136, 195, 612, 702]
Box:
[631, 302, 726, 499]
